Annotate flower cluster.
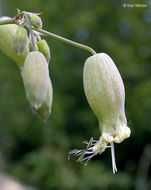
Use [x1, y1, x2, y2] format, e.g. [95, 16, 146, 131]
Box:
[0, 11, 131, 172]
[0, 13, 52, 121]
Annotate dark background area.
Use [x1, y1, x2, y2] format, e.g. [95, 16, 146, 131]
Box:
[0, 0, 151, 189]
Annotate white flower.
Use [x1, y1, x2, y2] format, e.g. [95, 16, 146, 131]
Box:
[22, 51, 50, 110]
[68, 53, 131, 173]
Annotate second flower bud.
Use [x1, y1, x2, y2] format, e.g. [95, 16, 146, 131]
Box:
[22, 51, 50, 110]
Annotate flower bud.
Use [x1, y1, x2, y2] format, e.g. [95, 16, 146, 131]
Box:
[37, 40, 50, 63]
[36, 78, 53, 121]
[14, 26, 28, 55]
[22, 51, 50, 110]
[0, 18, 29, 68]
[29, 14, 43, 29]
[83, 53, 131, 173]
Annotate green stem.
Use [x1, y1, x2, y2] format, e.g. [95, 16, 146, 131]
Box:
[25, 15, 36, 51]
[34, 28, 97, 55]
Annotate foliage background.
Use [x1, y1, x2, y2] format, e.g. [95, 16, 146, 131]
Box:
[0, 0, 151, 189]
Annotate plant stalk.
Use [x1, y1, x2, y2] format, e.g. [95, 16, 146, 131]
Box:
[24, 14, 36, 51]
[34, 28, 97, 55]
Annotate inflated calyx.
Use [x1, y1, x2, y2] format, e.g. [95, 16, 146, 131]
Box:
[22, 51, 50, 110]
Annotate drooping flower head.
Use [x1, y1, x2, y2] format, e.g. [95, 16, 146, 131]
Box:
[68, 53, 131, 173]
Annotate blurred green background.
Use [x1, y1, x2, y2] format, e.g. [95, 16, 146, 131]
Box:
[0, 0, 151, 189]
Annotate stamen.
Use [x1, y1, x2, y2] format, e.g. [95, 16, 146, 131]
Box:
[107, 146, 111, 148]
[67, 137, 99, 165]
[79, 152, 98, 163]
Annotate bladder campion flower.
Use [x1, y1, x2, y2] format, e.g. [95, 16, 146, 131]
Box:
[22, 51, 50, 110]
[68, 53, 131, 173]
